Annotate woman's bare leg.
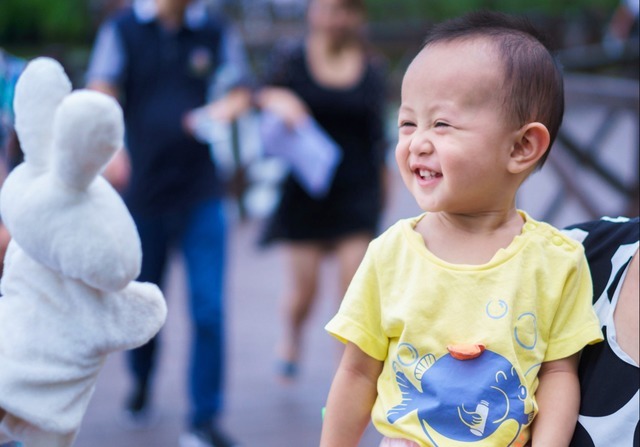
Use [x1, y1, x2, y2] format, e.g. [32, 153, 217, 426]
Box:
[334, 232, 372, 296]
[277, 241, 325, 380]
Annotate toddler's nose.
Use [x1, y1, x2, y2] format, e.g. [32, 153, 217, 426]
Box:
[409, 130, 435, 156]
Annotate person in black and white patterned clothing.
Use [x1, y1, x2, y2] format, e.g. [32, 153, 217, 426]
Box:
[564, 216, 639, 447]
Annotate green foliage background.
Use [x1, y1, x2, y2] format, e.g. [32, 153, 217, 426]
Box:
[364, 0, 618, 21]
[0, 0, 93, 44]
[0, 0, 620, 46]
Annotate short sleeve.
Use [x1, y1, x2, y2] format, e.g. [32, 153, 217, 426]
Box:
[325, 241, 389, 361]
[209, 22, 253, 97]
[85, 21, 127, 86]
[544, 251, 603, 361]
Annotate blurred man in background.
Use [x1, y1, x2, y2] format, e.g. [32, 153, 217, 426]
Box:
[86, 0, 252, 445]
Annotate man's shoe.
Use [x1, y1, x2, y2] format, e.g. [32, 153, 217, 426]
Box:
[118, 384, 157, 429]
[178, 422, 238, 447]
[125, 382, 148, 413]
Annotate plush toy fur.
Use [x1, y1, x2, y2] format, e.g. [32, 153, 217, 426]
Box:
[0, 57, 167, 446]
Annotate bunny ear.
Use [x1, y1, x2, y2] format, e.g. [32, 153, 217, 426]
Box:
[51, 90, 124, 191]
[13, 57, 72, 169]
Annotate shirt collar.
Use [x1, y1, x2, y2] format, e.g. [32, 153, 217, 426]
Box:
[133, 0, 209, 30]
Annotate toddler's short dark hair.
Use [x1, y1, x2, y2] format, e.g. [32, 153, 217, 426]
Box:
[422, 10, 564, 168]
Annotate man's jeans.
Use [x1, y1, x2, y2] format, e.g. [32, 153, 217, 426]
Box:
[128, 198, 227, 426]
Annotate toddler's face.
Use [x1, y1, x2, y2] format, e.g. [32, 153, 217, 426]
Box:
[395, 38, 521, 215]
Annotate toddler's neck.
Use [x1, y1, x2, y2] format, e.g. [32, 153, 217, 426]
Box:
[414, 209, 525, 265]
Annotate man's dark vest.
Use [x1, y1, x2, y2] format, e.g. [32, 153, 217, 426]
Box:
[114, 9, 223, 214]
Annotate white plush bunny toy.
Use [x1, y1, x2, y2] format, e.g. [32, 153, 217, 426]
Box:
[0, 57, 167, 446]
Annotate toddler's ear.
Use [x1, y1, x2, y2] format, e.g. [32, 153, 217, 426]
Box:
[507, 122, 550, 175]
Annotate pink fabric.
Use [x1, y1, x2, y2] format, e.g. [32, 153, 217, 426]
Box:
[379, 437, 420, 447]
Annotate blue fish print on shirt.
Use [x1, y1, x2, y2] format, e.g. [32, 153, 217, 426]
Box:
[387, 349, 533, 443]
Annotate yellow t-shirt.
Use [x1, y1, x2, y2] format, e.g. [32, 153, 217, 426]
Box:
[326, 212, 603, 447]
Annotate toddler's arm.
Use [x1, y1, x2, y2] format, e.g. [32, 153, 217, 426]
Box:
[320, 342, 383, 447]
[531, 353, 580, 446]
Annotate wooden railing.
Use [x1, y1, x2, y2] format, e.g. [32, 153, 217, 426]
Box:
[536, 40, 639, 223]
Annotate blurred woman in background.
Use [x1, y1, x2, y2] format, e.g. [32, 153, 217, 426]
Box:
[256, 0, 389, 382]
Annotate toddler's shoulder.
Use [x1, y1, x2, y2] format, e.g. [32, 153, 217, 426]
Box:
[523, 213, 585, 257]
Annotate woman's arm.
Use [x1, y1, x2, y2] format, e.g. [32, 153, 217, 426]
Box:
[254, 87, 310, 128]
[531, 353, 580, 447]
[320, 342, 383, 447]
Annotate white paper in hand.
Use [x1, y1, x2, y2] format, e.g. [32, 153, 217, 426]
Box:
[260, 111, 342, 198]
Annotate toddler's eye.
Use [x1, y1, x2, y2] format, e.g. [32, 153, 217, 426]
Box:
[434, 121, 449, 128]
[398, 121, 415, 128]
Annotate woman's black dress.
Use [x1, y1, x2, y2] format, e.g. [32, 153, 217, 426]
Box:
[261, 44, 388, 244]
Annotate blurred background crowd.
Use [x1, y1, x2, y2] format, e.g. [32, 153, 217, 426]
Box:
[0, 1, 638, 446]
